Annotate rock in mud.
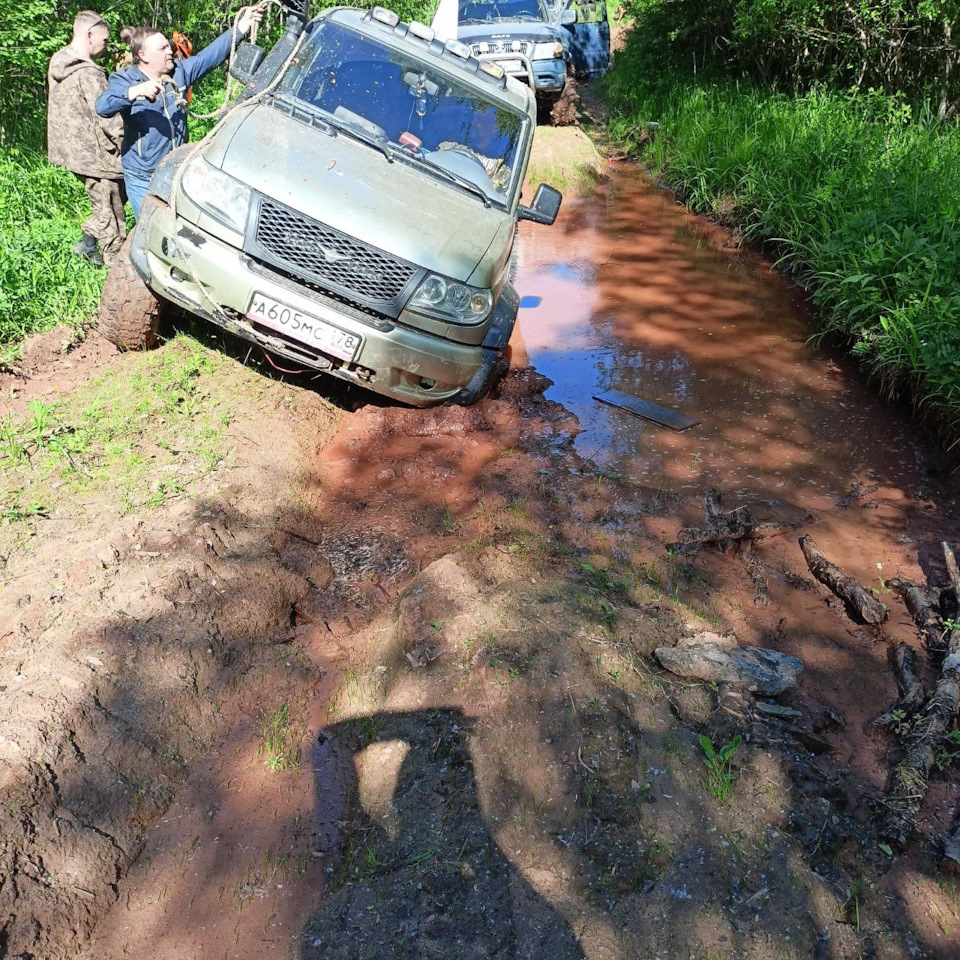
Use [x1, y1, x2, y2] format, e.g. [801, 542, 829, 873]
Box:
[654, 642, 803, 695]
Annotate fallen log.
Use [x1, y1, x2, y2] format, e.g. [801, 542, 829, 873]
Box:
[798, 535, 888, 625]
[671, 516, 817, 551]
[944, 823, 960, 872]
[888, 578, 947, 655]
[879, 617, 960, 845]
[944, 541, 960, 610]
[875, 643, 927, 728]
[739, 540, 771, 606]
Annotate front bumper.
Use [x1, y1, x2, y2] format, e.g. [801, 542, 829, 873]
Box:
[132, 198, 516, 407]
[475, 53, 566, 93]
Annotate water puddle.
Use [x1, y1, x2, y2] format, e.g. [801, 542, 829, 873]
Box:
[512, 164, 958, 799]
[512, 164, 931, 514]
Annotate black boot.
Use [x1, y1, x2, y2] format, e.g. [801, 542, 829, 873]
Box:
[72, 233, 104, 268]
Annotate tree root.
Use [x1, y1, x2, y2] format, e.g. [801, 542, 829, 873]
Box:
[874, 643, 927, 728]
[799, 535, 888, 625]
[888, 578, 948, 655]
[877, 542, 960, 846]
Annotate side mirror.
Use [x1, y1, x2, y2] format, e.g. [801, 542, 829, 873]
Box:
[230, 42, 265, 85]
[560, 9, 577, 25]
[518, 183, 562, 225]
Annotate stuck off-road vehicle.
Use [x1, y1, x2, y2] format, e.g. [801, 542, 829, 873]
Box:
[454, 0, 610, 119]
[99, 5, 562, 406]
[456, 0, 575, 109]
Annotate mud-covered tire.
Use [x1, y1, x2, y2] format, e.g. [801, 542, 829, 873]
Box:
[449, 351, 509, 406]
[547, 69, 579, 127]
[98, 232, 163, 351]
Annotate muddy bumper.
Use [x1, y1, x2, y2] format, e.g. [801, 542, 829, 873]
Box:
[131, 199, 513, 407]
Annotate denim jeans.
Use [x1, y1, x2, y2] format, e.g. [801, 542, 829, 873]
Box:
[123, 170, 153, 221]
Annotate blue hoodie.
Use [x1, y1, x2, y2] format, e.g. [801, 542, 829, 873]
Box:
[96, 29, 236, 180]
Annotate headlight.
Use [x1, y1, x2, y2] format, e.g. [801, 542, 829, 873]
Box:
[408, 273, 493, 324]
[532, 41, 564, 60]
[179, 156, 251, 233]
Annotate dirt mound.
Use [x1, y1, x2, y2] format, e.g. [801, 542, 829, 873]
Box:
[0, 499, 309, 956]
[0, 328, 117, 418]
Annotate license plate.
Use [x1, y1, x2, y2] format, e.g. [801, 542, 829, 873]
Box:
[246, 293, 362, 362]
[498, 59, 524, 72]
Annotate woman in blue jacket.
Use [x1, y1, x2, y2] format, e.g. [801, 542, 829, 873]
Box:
[96, 2, 266, 219]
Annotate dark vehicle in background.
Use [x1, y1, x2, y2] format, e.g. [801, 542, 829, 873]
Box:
[456, 0, 609, 118]
[555, 0, 610, 78]
[457, 0, 573, 114]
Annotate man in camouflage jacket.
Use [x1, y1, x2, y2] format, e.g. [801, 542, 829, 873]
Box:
[47, 11, 126, 267]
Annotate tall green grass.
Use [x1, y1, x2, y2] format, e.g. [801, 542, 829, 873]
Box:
[0, 149, 106, 359]
[603, 42, 960, 430]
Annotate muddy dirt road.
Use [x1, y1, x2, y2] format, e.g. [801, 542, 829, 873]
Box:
[3, 139, 960, 960]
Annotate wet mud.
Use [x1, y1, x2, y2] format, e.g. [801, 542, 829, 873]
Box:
[512, 164, 960, 804]
[4, 158, 960, 960]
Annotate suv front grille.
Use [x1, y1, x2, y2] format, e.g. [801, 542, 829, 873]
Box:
[250, 198, 420, 315]
[472, 41, 530, 56]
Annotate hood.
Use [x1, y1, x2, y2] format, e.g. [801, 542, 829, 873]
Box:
[207, 101, 509, 283]
[458, 22, 561, 45]
[49, 47, 102, 82]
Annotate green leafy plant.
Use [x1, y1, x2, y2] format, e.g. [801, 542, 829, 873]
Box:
[257, 702, 302, 772]
[699, 733, 743, 803]
[934, 730, 960, 772]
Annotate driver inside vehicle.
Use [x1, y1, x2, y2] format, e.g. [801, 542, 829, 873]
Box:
[436, 107, 512, 193]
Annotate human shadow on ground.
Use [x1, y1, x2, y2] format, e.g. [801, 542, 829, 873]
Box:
[299, 707, 586, 960]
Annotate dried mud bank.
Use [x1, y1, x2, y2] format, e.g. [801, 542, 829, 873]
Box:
[3, 345, 960, 959]
[0, 340, 342, 958]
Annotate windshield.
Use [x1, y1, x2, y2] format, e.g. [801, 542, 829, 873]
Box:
[278, 21, 526, 203]
[459, 0, 545, 23]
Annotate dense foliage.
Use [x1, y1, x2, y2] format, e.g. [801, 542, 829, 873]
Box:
[606, 5, 960, 427]
[625, 0, 960, 117]
[0, 0, 435, 351]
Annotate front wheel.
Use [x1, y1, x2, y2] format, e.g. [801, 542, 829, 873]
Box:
[545, 69, 578, 127]
[98, 231, 164, 351]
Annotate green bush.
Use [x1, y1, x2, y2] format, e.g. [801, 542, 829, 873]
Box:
[0, 151, 105, 356]
[604, 40, 960, 425]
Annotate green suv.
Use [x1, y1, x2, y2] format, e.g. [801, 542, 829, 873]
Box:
[98, 5, 562, 406]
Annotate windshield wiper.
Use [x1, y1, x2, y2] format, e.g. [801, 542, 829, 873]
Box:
[418, 159, 492, 207]
[318, 113, 395, 163]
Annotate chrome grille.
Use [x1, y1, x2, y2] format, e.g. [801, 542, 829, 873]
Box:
[254, 199, 417, 306]
[471, 41, 529, 56]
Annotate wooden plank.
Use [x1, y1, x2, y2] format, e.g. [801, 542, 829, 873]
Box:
[593, 390, 700, 431]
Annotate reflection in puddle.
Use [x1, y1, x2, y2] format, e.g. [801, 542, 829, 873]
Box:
[511, 164, 927, 512]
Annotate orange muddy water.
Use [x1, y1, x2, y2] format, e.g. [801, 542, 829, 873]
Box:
[512, 164, 959, 819]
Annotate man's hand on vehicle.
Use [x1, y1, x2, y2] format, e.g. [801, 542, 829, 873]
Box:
[128, 79, 164, 101]
[238, 1, 270, 35]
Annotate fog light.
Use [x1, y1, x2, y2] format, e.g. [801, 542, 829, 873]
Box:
[419, 378, 436, 390]
[170, 267, 189, 282]
[478, 60, 505, 80]
[445, 39, 471, 59]
[370, 6, 400, 26]
[408, 20, 435, 41]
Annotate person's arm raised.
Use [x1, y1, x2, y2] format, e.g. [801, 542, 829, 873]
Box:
[178, 2, 269, 88]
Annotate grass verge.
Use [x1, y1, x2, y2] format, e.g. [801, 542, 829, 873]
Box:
[602, 33, 960, 436]
[0, 335, 232, 551]
[0, 150, 108, 361]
